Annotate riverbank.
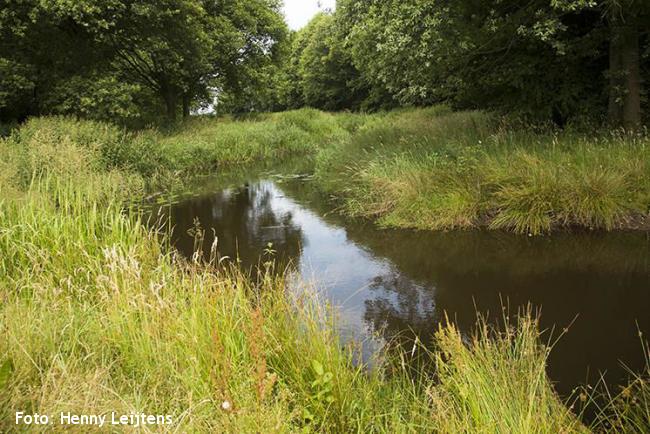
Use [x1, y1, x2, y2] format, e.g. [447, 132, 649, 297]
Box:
[313, 107, 650, 235]
[9, 108, 648, 237]
[1, 115, 648, 432]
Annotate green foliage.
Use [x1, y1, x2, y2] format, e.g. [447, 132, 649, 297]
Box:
[1, 110, 349, 195]
[0, 359, 13, 391]
[0, 116, 565, 432]
[263, 13, 368, 112]
[0, 0, 288, 123]
[5, 107, 648, 236]
[0, 184, 584, 431]
[40, 75, 154, 125]
[3, 0, 647, 123]
[285, 0, 649, 124]
[378, 0, 607, 117]
[156, 109, 349, 176]
[314, 107, 650, 234]
[295, 13, 367, 110]
[431, 315, 588, 433]
[0, 59, 35, 119]
[1, 112, 648, 432]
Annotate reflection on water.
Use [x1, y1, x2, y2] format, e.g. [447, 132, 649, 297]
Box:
[164, 182, 303, 271]
[155, 178, 650, 397]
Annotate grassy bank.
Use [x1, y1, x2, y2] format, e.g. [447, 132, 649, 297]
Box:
[314, 107, 650, 234]
[1, 109, 349, 193]
[1, 114, 648, 432]
[11, 107, 648, 237]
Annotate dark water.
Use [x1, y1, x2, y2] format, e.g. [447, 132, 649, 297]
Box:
[154, 173, 650, 397]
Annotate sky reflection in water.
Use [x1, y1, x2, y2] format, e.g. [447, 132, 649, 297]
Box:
[158, 178, 650, 396]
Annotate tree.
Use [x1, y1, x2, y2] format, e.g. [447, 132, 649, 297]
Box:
[603, 0, 647, 128]
[337, 0, 611, 120]
[89, 0, 286, 121]
[278, 12, 367, 111]
[297, 13, 366, 110]
[210, 0, 288, 113]
[295, 0, 648, 124]
[0, 0, 112, 121]
[0, 0, 287, 123]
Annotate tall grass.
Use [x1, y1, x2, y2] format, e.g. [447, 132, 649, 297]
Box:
[0, 173, 581, 431]
[585, 340, 650, 434]
[5, 109, 350, 192]
[155, 108, 350, 175]
[430, 315, 588, 433]
[1, 112, 647, 432]
[315, 109, 650, 234]
[0, 188, 587, 431]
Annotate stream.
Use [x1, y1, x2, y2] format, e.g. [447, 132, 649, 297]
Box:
[150, 167, 650, 397]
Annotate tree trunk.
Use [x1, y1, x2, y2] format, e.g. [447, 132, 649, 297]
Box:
[608, 17, 623, 124]
[608, 13, 641, 129]
[182, 93, 191, 119]
[620, 22, 641, 128]
[162, 85, 178, 122]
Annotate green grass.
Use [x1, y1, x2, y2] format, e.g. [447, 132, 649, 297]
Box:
[14, 107, 647, 236]
[155, 109, 350, 174]
[5, 109, 349, 191]
[0, 188, 587, 432]
[430, 315, 587, 433]
[0, 112, 648, 432]
[314, 108, 650, 234]
[590, 353, 650, 434]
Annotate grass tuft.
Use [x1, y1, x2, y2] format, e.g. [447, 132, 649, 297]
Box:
[315, 109, 650, 233]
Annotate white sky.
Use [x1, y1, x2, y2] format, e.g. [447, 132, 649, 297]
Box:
[282, 0, 336, 30]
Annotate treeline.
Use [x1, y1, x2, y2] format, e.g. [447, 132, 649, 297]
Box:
[2, 1, 648, 127]
[271, 0, 649, 127]
[0, 0, 287, 125]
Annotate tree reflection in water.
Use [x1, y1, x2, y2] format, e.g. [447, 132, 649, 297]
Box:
[155, 177, 650, 397]
[281, 178, 650, 396]
[340, 220, 650, 396]
[365, 272, 436, 346]
[161, 181, 304, 274]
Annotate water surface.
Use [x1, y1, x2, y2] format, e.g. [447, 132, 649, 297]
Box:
[154, 173, 650, 396]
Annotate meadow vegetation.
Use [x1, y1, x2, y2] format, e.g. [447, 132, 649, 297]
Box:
[314, 107, 650, 234]
[1, 111, 648, 432]
[8, 107, 647, 238]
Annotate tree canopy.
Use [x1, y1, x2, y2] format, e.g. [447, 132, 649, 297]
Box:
[281, 0, 648, 126]
[1, 0, 647, 126]
[0, 0, 287, 124]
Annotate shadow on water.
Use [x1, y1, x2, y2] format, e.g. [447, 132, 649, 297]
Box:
[149, 169, 650, 398]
